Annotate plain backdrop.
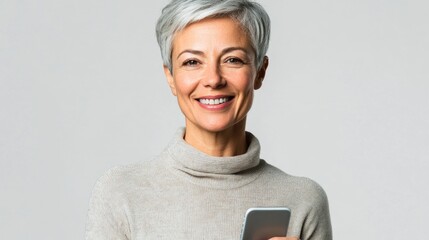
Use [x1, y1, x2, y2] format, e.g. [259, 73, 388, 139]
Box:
[1, 0, 428, 239]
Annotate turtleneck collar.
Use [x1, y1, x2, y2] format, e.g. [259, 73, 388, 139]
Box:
[163, 128, 266, 189]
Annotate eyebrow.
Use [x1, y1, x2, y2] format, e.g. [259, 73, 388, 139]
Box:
[176, 47, 250, 59]
[176, 50, 204, 59]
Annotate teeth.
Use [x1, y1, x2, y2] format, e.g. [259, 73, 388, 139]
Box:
[199, 97, 230, 105]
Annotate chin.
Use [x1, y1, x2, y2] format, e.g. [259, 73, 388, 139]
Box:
[187, 115, 246, 133]
[200, 124, 232, 133]
[197, 119, 244, 134]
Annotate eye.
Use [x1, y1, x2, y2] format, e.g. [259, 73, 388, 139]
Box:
[225, 57, 245, 65]
[183, 59, 200, 66]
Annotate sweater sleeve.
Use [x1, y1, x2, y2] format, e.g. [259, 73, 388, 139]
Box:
[85, 168, 131, 240]
[300, 180, 333, 240]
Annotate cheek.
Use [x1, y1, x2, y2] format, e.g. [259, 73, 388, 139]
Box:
[174, 72, 200, 96]
[229, 70, 256, 93]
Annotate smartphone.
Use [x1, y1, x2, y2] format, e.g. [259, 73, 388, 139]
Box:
[240, 207, 291, 240]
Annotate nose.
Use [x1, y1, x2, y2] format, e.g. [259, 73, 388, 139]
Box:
[202, 63, 225, 89]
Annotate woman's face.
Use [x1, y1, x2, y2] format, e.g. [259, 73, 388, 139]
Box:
[164, 17, 268, 133]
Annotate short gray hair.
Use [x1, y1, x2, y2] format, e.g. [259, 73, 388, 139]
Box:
[156, 0, 271, 72]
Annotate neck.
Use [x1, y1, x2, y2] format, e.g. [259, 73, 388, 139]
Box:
[184, 120, 248, 157]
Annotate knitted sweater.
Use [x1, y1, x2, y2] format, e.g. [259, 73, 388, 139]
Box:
[85, 129, 332, 239]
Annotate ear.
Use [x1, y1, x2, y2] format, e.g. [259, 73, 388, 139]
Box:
[163, 65, 177, 96]
[254, 56, 269, 90]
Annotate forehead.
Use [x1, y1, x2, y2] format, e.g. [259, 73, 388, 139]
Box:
[171, 17, 252, 55]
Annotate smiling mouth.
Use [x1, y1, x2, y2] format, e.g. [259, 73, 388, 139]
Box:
[198, 97, 234, 105]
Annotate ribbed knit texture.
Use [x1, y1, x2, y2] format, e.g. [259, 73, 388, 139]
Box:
[85, 128, 332, 239]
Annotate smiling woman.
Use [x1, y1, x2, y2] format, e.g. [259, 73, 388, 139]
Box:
[85, 0, 332, 239]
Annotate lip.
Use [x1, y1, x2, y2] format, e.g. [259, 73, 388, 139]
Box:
[195, 95, 234, 110]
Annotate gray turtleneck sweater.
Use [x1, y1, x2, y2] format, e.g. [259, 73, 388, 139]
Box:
[85, 129, 332, 239]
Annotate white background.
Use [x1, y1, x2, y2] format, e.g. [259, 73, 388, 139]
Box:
[1, 0, 428, 239]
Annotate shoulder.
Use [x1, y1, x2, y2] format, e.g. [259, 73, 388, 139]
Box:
[97, 162, 152, 182]
[260, 163, 332, 238]
[91, 161, 158, 198]
[86, 162, 158, 238]
[262, 163, 329, 206]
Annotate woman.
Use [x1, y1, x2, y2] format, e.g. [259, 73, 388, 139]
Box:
[86, 0, 332, 239]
